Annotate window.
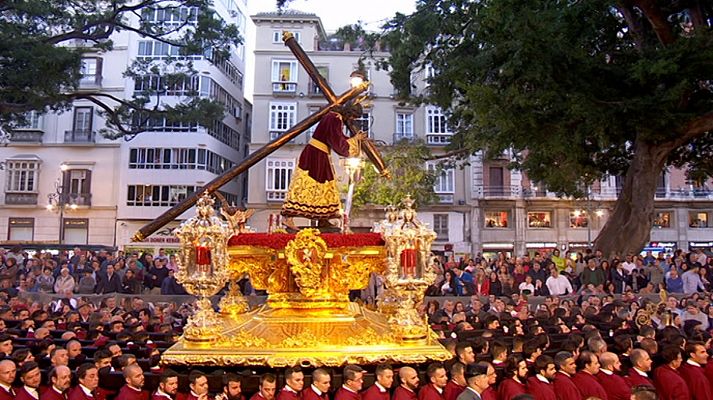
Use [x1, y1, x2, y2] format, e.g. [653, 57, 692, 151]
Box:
[80, 58, 101, 85]
[141, 6, 198, 25]
[135, 74, 199, 96]
[127, 185, 196, 206]
[269, 102, 297, 137]
[428, 163, 454, 203]
[271, 60, 298, 92]
[310, 66, 329, 95]
[569, 210, 589, 228]
[72, 107, 93, 134]
[426, 106, 450, 134]
[5, 160, 39, 192]
[137, 40, 202, 60]
[354, 112, 372, 137]
[8, 218, 33, 241]
[433, 214, 449, 241]
[15, 111, 42, 130]
[653, 211, 672, 229]
[273, 31, 301, 43]
[424, 64, 436, 85]
[129, 148, 232, 174]
[485, 211, 509, 228]
[689, 212, 709, 228]
[527, 211, 552, 228]
[62, 219, 88, 245]
[62, 169, 92, 205]
[266, 158, 294, 201]
[395, 113, 414, 140]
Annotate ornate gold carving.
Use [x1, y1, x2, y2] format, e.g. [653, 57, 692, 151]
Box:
[282, 167, 341, 219]
[280, 330, 321, 348]
[285, 229, 328, 297]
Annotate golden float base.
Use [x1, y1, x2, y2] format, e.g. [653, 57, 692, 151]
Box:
[161, 302, 451, 367]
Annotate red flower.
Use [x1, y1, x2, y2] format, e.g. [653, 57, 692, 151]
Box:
[228, 233, 384, 249]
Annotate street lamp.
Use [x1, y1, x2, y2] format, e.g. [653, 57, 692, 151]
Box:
[46, 164, 76, 244]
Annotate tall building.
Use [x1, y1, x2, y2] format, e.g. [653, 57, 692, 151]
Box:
[249, 10, 713, 259]
[248, 11, 470, 254]
[0, 0, 251, 253]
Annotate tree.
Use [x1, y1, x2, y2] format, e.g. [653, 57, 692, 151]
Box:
[353, 139, 440, 209]
[381, 0, 713, 257]
[0, 0, 241, 139]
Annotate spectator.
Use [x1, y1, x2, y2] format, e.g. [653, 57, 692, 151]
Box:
[54, 268, 76, 294]
[666, 269, 684, 293]
[545, 268, 572, 296]
[682, 264, 706, 294]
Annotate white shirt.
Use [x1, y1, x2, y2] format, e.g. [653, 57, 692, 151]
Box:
[599, 369, 613, 376]
[687, 359, 702, 367]
[311, 385, 323, 396]
[374, 383, 387, 393]
[80, 384, 93, 397]
[622, 261, 636, 274]
[535, 374, 549, 384]
[546, 275, 573, 295]
[633, 367, 648, 377]
[22, 386, 38, 400]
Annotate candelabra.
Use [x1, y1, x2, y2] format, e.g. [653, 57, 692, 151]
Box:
[174, 192, 231, 344]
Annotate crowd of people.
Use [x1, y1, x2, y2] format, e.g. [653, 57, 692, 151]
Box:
[0, 245, 711, 400]
[430, 248, 713, 298]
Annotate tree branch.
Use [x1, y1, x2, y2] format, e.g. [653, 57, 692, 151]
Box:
[632, 0, 676, 45]
[616, 0, 645, 50]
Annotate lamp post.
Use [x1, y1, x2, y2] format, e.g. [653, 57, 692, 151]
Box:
[46, 164, 75, 244]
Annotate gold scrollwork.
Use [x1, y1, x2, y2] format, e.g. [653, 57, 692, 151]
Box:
[285, 229, 328, 297]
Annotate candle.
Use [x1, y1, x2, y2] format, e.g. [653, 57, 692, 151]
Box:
[195, 245, 211, 265]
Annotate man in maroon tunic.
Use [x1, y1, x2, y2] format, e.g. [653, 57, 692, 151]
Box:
[362, 365, 392, 400]
[250, 374, 277, 400]
[16, 362, 41, 400]
[393, 367, 419, 400]
[552, 351, 581, 400]
[443, 363, 466, 400]
[304, 369, 331, 400]
[115, 364, 148, 400]
[217, 373, 246, 400]
[282, 104, 365, 229]
[498, 355, 527, 400]
[653, 345, 690, 400]
[335, 365, 364, 400]
[277, 367, 304, 400]
[571, 351, 608, 400]
[596, 352, 631, 400]
[679, 342, 713, 400]
[177, 370, 210, 400]
[526, 355, 557, 400]
[42, 366, 72, 400]
[626, 349, 655, 388]
[152, 370, 179, 400]
[418, 363, 447, 400]
[0, 360, 15, 400]
[68, 363, 99, 400]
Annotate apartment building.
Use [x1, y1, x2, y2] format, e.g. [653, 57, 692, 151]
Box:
[247, 11, 470, 253]
[0, 0, 252, 253]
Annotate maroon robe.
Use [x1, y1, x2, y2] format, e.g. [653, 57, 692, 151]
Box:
[571, 371, 608, 400]
[42, 387, 68, 400]
[443, 381, 464, 400]
[0, 385, 14, 400]
[705, 359, 713, 390]
[250, 394, 269, 400]
[525, 376, 556, 400]
[15, 386, 38, 400]
[335, 387, 360, 400]
[151, 391, 174, 400]
[625, 369, 654, 388]
[653, 365, 691, 400]
[115, 385, 150, 400]
[68, 387, 95, 400]
[361, 385, 389, 400]
[679, 362, 713, 400]
[596, 370, 631, 400]
[497, 378, 526, 400]
[277, 388, 302, 400]
[393, 386, 418, 400]
[552, 372, 580, 400]
[418, 384, 444, 400]
[176, 393, 201, 400]
[479, 388, 496, 400]
[304, 387, 329, 400]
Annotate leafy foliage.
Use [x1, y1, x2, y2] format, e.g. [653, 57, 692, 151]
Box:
[0, 0, 242, 139]
[353, 139, 440, 209]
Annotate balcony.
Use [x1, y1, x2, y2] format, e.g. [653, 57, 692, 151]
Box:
[64, 130, 95, 143]
[9, 129, 43, 143]
[5, 193, 38, 205]
[79, 76, 102, 88]
[426, 134, 452, 146]
[436, 193, 454, 204]
[473, 185, 522, 199]
[393, 132, 415, 143]
[65, 193, 92, 206]
[267, 190, 287, 202]
[272, 81, 297, 94]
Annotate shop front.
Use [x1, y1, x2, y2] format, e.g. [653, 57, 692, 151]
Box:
[642, 241, 677, 257]
[118, 221, 182, 256]
[525, 242, 558, 257]
[481, 242, 514, 261]
[689, 241, 713, 256]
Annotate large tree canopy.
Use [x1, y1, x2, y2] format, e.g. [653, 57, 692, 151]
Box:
[0, 0, 241, 139]
[381, 0, 713, 256]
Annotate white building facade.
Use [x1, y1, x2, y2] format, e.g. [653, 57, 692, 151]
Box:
[0, 0, 252, 253]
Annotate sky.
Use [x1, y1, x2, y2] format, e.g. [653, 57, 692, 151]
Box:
[248, 0, 417, 32]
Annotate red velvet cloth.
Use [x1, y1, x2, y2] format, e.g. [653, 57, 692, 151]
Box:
[335, 387, 360, 400]
[229, 233, 385, 248]
[304, 387, 329, 400]
[679, 363, 713, 400]
[393, 386, 418, 400]
[596, 371, 631, 400]
[525, 376, 556, 400]
[552, 372, 581, 400]
[625, 370, 654, 388]
[115, 386, 149, 400]
[418, 384, 444, 400]
[571, 371, 609, 400]
[361, 385, 389, 400]
[443, 381, 465, 400]
[653, 365, 691, 400]
[497, 378, 526, 400]
[299, 112, 351, 183]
